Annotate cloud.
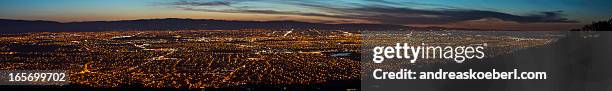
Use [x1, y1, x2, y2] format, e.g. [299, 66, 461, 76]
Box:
[337, 6, 578, 24]
[176, 6, 339, 18]
[168, 0, 578, 25]
[171, 0, 232, 6]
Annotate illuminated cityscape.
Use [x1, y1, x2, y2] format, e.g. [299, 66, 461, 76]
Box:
[0, 0, 610, 90]
[0, 29, 560, 88]
[0, 29, 362, 88]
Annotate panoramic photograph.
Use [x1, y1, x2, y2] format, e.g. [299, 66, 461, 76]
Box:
[0, 0, 611, 91]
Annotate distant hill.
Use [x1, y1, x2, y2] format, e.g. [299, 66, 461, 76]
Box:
[0, 18, 418, 34]
[570, 18, 612, 31]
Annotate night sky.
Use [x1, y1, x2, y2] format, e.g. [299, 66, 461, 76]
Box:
[1, 0, 611, 30]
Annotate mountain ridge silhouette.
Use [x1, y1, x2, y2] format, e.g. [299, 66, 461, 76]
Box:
[0, 18, 417, 34]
